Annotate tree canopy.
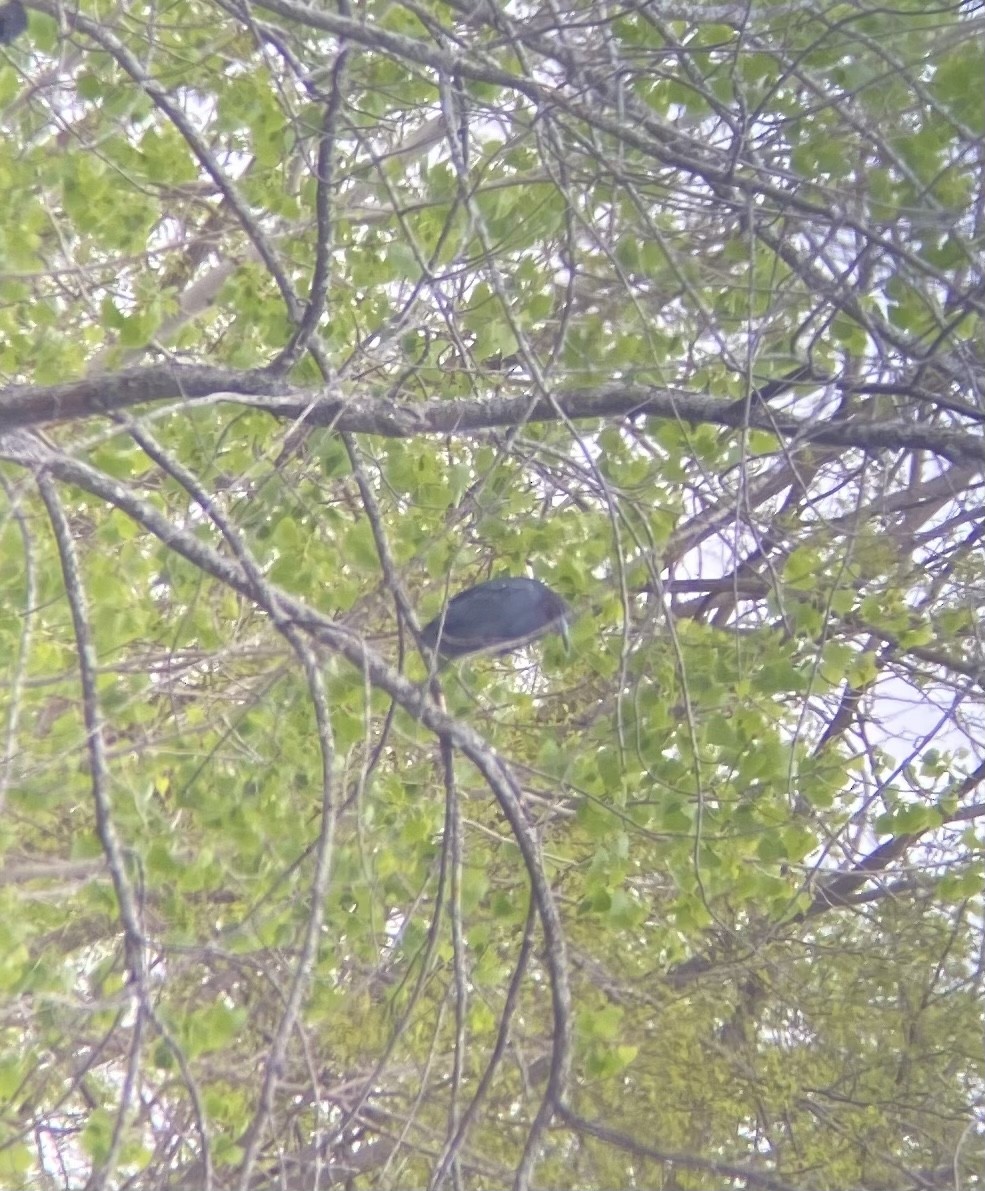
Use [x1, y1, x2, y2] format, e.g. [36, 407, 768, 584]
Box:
[0, 0, 983, 1187]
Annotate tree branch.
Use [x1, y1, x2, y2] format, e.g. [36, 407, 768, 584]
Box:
[2, 366, 981, 463]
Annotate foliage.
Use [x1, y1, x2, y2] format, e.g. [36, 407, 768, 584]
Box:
[0, 0, 982, 1187]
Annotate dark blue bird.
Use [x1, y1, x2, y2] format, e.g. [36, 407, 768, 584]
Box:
[420, 577, 570, 660]
[0, 2, 27, 43]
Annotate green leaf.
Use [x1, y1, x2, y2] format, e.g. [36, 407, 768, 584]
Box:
[81, 1108, 115, 1163]
[875, 804, 944, 834]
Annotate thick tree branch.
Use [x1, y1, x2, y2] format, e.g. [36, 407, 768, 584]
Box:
[2, 366, 982, 463]
[556, 1105, 799, 1191]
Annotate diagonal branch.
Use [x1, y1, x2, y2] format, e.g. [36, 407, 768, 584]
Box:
[800, 756, 985, 919]
[2, 428, 572, 1191]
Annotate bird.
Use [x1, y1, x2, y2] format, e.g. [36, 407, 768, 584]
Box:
[420, 576, 570, 660]
[0, 1, 26, 44]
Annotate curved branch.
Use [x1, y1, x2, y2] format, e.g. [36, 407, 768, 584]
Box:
[1, 429, 572, 1191]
